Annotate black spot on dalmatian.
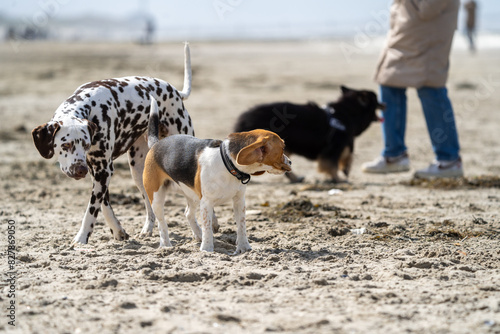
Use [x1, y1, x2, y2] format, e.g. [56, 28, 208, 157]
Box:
[89, 150, 105, 159]
[99, 141, 106, 153]
[126, 100, 133, 112]
[135, 86, 145, 99]
[91, 116, 100, 127]
[103, 192, 110, 207]
[66, 94, 84, 104]
[175, 119, 182, 133]
[178, 109, 184, 118]
[100, 104, 112, 129]
[86, 232, 91, 243]
[123, 117, 131, 129]
[91, 101, 96, 107]
[130, 114, 141, 127]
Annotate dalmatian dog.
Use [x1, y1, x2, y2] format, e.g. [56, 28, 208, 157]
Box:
[32, 44, 194, 245]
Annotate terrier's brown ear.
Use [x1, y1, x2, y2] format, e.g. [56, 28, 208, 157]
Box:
[32, 122, 60, 159]
[229, 132, 268, 166]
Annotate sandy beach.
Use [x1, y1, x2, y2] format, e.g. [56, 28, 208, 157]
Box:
[1, 40, 499, 333]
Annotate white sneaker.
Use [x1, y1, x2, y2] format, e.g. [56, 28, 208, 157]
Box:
[414, 158, 464, 179]
[361, 153, 410, 174]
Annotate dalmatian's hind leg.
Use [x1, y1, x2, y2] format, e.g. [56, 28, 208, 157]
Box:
[128, 136, 157, 237]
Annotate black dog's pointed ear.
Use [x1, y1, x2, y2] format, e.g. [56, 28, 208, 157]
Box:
[32, 122, 61, 159]
[341, 86, 351, 94]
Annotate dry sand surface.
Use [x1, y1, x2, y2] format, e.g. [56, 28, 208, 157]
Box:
[1, 40, 500, 334]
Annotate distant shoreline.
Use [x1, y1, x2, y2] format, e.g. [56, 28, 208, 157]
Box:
[2, 30, 500, 52]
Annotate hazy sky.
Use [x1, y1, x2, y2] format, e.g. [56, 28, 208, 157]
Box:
[2, 0, 500, 39]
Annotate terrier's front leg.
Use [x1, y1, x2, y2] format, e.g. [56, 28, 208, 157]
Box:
[233, 193, 251, 254]
[199, 198, 215, 252]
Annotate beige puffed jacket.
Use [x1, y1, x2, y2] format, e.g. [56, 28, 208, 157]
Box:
[375, 0, 460, 88]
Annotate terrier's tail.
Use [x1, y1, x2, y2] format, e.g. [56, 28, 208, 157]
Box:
[178, 42, 191, 100]
[148, 95, 160, 149]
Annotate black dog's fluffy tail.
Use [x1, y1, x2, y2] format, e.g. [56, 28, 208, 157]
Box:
[148, 95, 160, 149]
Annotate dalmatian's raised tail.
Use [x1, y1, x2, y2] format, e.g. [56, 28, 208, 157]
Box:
[178, 42, 192, 100]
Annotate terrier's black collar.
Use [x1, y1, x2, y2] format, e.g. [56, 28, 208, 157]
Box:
[220, 143, 251, 184]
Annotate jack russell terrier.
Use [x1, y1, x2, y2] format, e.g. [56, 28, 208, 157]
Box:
[143, 97, 292, 254]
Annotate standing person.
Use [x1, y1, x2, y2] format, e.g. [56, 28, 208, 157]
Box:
[144, 18, 155, 45]
[362, 0, 464, 179]
[464, 0, 477, 51]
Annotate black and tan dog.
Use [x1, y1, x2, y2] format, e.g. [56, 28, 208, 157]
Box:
[143, 97, 291, 253]
[234, 86, 385, 182]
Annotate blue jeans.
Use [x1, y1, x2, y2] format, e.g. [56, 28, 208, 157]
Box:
[380, 85, 461, 161]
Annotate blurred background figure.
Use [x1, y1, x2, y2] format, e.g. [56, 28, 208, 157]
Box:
[5, 26, 16, 40]
[464, 0, 478, 52]
[143, 18, 155, 45]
